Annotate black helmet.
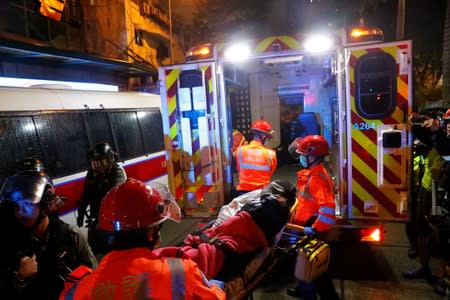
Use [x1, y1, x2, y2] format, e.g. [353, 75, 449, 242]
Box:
[261, 180, 297, 208]
[89, 142, 115, 174]
[17, 157, 45, 173]
[0, 171, 53, 222]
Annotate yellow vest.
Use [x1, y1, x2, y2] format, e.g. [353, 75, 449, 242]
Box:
[421, 148, 443, 191]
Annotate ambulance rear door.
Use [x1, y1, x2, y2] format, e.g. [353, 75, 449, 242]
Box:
[159, 62, 224, 216]
[344, 40, 412, 221]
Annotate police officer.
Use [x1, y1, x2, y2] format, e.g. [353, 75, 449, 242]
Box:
[59, 179, 226, 300]
[287, 135, 339, 300]
[235, 120, 277, 195]
[0, 171, 97, 300]
[77, 142, 126, 254]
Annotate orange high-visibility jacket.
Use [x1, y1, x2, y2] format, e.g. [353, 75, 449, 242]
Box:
[59, 248, 225, 300]
[291, 163, 336, 232]
[236, 140, 277, 191]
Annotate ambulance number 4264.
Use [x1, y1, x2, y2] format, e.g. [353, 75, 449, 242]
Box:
[353, 122, 376, 130]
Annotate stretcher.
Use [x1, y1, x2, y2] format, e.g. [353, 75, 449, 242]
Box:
[189, 219, 330, 300]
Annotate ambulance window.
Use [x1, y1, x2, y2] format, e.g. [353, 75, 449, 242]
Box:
[355, 52, 396, 119]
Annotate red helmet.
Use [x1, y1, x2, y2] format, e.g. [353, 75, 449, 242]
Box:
[296, 135, 329, 156]
[98, 179, 181, 232]
[444, 108, 450, 120]
[251, 119, 274, 138]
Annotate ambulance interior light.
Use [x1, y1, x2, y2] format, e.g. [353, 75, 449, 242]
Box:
[304, 35, 333, 53]
[224, 43, 251, 62]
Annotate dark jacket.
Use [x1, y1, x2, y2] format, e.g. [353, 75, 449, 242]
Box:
[0, 214, 97, 300]
[78, 162, 126, 223]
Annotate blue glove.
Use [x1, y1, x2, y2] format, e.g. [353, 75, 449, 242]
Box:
[303, 227, 317, 236]
[209, 279, 226, 290]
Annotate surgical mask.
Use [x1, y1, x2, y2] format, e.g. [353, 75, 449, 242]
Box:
[299, 155, 309, 168]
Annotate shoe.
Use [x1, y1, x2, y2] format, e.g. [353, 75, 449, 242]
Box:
[434, 280, 448, 296]
[286, 285, 317, 300]
[402, 267, 432, 279]
[407, 247, 417, 259]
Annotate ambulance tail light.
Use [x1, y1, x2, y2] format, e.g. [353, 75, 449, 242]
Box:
[185, 43, 213, 62]
[360, 227, 383, 243]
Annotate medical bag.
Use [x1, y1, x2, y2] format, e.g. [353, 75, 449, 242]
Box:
[293, 237, 330, 281]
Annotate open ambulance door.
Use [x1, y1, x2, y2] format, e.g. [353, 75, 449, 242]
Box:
[344, 40, 412, 222]
[159, 62, 225, 217]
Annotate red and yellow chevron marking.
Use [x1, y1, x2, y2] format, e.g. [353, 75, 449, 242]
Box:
[216, 35, 303, 57]
[254, 35, 302, 54]
[186, 65, 216, 204]
[349, 44, 409, 219]
[165, 68, 184, 202]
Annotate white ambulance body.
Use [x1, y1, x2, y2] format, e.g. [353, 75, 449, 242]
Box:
[159, 29, 412, 242]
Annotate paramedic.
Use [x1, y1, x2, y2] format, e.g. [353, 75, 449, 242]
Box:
[0, 171, 96, 300]
[404, 109, 449, 296]
[59, 179, 226, 300]
[287, 135, 339, 300]
[77, 142, 126, 254]
[235, 119, 277, 195]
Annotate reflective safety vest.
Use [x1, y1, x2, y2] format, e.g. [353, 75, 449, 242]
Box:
[59, 248, 225, 300]
[422, 147, 443, 191]
[39, 0, 65, 21]
[236, 140, 277, 191]
[291, 163, 336, 233]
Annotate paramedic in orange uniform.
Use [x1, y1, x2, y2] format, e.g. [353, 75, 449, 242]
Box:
[287, 135, 339, 300]
[59, 179, 226, 300]
[235, 119, 277, 195]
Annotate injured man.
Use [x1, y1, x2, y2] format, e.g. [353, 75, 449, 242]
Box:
[155, 180, 297, 281]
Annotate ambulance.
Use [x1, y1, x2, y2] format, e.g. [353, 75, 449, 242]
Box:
[159, 25, 412, 243]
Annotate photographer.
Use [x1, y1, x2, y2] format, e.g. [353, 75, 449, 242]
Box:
[403, 108, 449, 296]
[0, 171, 97, 300]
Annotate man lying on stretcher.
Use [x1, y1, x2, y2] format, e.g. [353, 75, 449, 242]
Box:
[155, 180, 297, 281]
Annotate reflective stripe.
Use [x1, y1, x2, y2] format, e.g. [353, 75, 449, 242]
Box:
[317, 214, 336, 225]
[167, 258, 186, 300]
[200, 271, 211, 287]
[319, 206, 335, 215]
[238, 149, 271, 171]
[239, 161, 271, 171]
[64, 282, 79, 300]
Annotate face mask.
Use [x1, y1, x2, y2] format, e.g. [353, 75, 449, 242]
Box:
[299, 155, 309, 168]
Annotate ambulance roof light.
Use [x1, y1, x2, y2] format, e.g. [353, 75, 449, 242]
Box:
[224, 43, 251, 62]
[304, 35, 333, 53]
[185, 43, 213, 62]
[347, 25, 384, 43]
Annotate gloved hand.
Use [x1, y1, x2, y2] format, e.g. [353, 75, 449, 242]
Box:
[77, 214, 84, 228]
[303, 227, 317, 236]
[209, 279, 226, 290]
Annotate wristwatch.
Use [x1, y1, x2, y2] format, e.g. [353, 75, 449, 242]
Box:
[13, 271, 26, 288]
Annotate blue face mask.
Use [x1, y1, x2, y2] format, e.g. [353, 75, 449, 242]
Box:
[299, 155, 309, 168]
